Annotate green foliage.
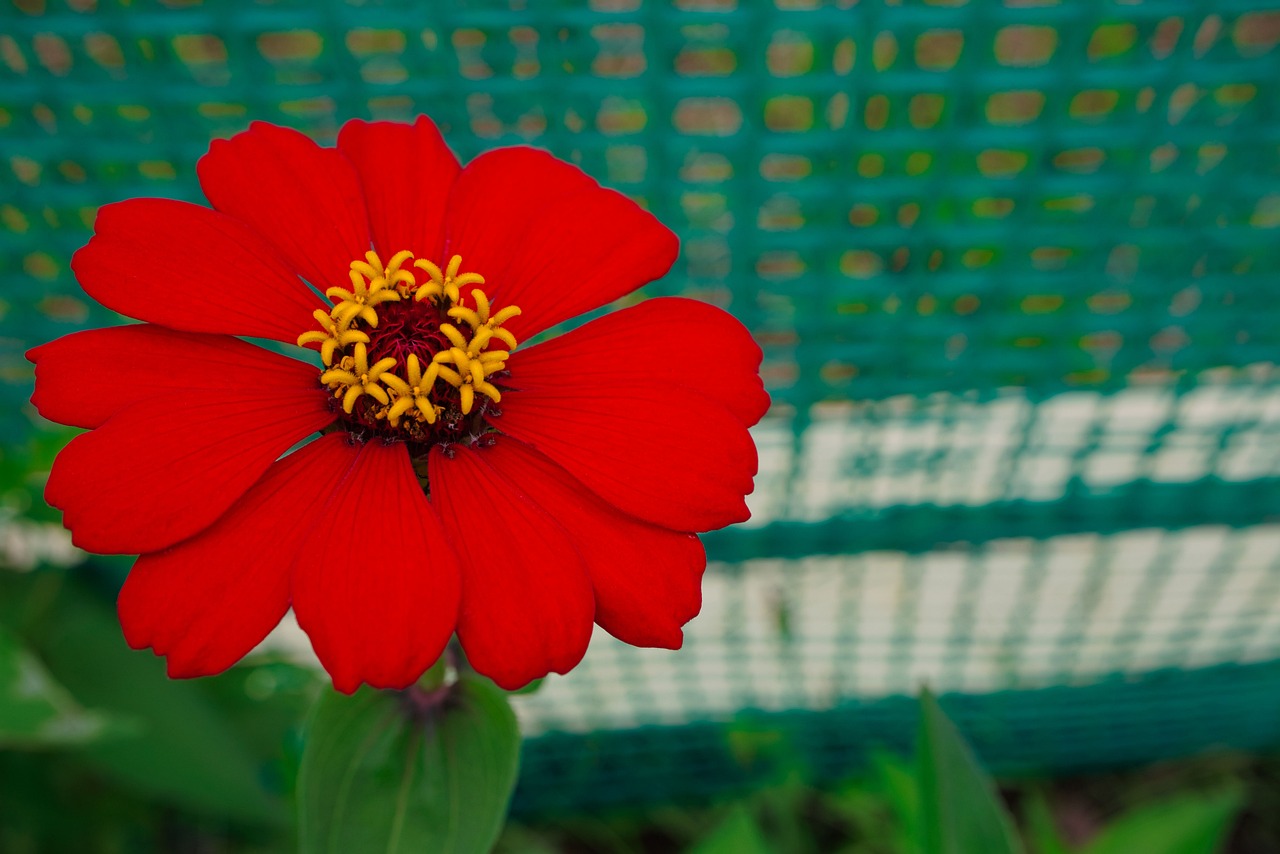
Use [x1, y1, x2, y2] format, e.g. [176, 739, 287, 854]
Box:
[0, 623, 113, 747]
[0, 566, 1256, 853]
[867, 752, 923, 849]
[689, 806, 772, 854]
[917, 690, 1025, 854]
[297, 674, 520, 854]
[1023, 786, 1243, 854]
[0, 430, 78, 527]
[1080, 788, 1243, 854]
[509, 677, 544, 696]
[1023, 792, 1072, 854]
[0, 566, 319, 850]
[671, 693, 1247, 854]
[22, 579, 289, 824]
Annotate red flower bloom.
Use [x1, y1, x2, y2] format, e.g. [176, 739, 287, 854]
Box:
[28, 118, 767, 692]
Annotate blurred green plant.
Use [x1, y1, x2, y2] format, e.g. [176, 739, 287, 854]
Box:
[496, 697, 1248, 854]
[0, 623, 114, 748]
[297, 674, 519, 854]
[1023, 787, 1243, 854]
[0, 561, 1258, 853]
[917, 689, 1024, 854]
[0, 563, 316, 851]
[680, 695, 1242, 854]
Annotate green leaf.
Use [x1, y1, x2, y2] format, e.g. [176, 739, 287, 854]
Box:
[14, 577, 285, 824]
[297, 673, 521, 854]
[865, 751, 924, 854]
[0, 624, 112, 747]
[870, 750, 921, 834]
[688, 806, 773, 854]
[1022, 791, 1071, 854]
[198, 658, 325, 795]
[1081, 788, 1243, 854]
[509, 677, 543, 696]
[917, 689, 1024, 854]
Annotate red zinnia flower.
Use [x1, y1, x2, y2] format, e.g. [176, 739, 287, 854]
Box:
[28, 118, 767, 692]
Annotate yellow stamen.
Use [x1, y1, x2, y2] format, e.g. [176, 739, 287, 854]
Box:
[320, 342, 397, 414]
[490, 306, 522, 325]
[446, 288, 521, 352]
[327, 264, 401, 327]
[413, 254, 486, 305]
[439, 323, 470, 351]
[299, 251, 521, 432]
[435, 365, 463, 386]
[383, 250, 420, 296]
[429, 339, 504, 415]
[349, 249, 419, 296]
[466, 327, 492, 355]
[381, 354, 443, 426]
[296, 309, 370, 366]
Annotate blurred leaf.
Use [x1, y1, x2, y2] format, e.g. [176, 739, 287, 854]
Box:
[863, 751, 924, 854]
[0, 623, 113, 747]
[823, 783, 913, 854]
[1023, 790, 1071, 854]
[751, 776, 810, 854]
[11, 575, 285, 824]
[917, 689, 1024, 854]
[510, 677, 543, 696]
[198, 658, 324, 797]
[1081, 788, 1243, 854]
[297, 674, 520, 854]
[689, 806, 772, 854]
[725, 719, 792, 775]
[493, 825, 563, 854]
[870, 750, 921, 835]
[199, 659, 320, 756]
[0, 429, 78, 527]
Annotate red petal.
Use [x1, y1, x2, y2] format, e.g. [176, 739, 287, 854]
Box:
[483, 437, 705, 648]
[493, 382, 756, 532]
[29, 325, 315, 430]
[444, 147, 678, 340]
[119, 434, 354, 678]
[429, 444, 595, 690]
[71, 199, 321, 342]
[46, 379, 334, 555]
[507, 297, 769, 427]
[337, 117, 460, 262]
[198, 122, 370, 291]
[292, 439, 460, 694]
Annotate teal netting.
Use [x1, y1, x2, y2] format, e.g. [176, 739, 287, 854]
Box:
[4, 0, 1280, 814]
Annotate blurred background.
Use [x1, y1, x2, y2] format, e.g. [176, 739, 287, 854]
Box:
[3, 0, 1280, 851]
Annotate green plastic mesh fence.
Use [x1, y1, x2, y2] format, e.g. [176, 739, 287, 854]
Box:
[4, 0, 1280, 815]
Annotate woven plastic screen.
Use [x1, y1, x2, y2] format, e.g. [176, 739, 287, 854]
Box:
[4, 0, 1280, 815]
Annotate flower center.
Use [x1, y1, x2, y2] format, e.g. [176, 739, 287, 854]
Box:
[297, 250, 521, 449]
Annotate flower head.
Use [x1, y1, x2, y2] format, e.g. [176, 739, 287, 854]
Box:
[28, 117, 768, 692]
